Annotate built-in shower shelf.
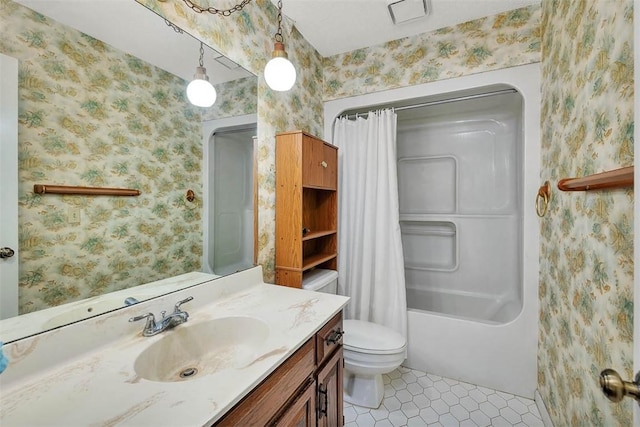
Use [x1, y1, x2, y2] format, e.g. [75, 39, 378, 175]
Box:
[557, 166, 634, 191]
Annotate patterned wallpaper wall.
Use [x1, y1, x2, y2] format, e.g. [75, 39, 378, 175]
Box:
[141, 0, 542, 283]
[137, 0, 325, 282]
[539, 0, 634, 425]
[1, 0, 204, 313]
[323, 4, 541, 100]
[202, 76, 257, 121]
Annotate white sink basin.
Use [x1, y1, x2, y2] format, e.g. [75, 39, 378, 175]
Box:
[133, 316, 269, 382]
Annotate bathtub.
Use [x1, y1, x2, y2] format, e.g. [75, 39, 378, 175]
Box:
[405, 288, 522, 324]
[325, 64, 540, 399]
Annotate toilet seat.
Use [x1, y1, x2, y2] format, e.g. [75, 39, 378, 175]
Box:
[343, 319, 406, 355]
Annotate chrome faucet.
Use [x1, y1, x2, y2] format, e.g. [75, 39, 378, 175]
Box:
[129, 296, 194, 337]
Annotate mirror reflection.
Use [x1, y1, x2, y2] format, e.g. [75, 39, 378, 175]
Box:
[0, 0, 257, 343]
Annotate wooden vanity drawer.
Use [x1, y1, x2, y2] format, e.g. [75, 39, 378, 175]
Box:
[315, 311, 343, 367]
[214, 339, 315, 427]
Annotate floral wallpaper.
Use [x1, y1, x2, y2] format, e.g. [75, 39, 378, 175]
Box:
[137, 0, 325, 282]
[538, 0, 634, 425]
[4, 0, 632, 423]
[1, 0, 204, 313]
[202, 75, 257, 121]
[323, 4, 541, 100]
[139, 0, 542, 283]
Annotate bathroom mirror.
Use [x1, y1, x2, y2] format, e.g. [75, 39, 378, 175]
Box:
[0, 0, 257, 343]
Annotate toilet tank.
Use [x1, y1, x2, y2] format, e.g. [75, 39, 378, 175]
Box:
[302, 269, 338, 294]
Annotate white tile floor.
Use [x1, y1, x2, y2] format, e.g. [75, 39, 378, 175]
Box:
[344, 366, 544, 427]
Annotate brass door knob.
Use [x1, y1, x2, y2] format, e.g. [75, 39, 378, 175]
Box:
[600, 369, 640, 403]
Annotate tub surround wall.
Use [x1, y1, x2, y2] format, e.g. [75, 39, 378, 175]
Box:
[539, 0, 634, 425]
[397, 91, 523, 324]
[1, 0, 203, 313]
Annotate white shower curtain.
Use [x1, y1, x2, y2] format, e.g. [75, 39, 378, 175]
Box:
[334, 109, 407, 338]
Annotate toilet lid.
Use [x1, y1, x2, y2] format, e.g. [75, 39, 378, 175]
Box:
[343, 319, 406, 355]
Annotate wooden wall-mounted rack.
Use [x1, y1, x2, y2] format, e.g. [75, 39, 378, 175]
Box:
[557, 166, 634, 191]
[34, 184, 141, 196]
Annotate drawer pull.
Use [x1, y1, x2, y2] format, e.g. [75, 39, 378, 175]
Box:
[325, 329, 343, 345]
[321, 161, 328, 168]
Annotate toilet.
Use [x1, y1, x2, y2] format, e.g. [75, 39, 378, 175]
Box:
[302, 269, 407, 409]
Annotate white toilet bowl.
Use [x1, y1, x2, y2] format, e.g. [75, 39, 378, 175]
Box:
[300, 271, 407, 409]
[342, 319, 406, 409]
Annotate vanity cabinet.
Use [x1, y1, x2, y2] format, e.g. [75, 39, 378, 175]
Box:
[315, 310, 344, 427]
[271, 378, 316, 427]
[275, 131, 338, 288]
[316, 350, 343, 427]
[213, 312, 344, 427]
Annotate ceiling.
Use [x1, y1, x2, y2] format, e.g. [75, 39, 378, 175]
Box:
[13, 0, 540, 81]
[13, 0, 254, 84]
[282, 0, 540, 56]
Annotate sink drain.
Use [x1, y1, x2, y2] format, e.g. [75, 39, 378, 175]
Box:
[179, 367, 198, 379]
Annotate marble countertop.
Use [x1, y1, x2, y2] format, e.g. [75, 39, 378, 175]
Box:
[0, 267, 349, 426]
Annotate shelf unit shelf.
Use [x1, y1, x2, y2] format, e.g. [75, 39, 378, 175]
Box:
[302, 253, 338, 271]
[303, 230, 337, 241]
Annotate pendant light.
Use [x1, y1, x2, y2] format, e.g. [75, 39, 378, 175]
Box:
[264, 0, 296, 92]
[186, 42, 217, 107]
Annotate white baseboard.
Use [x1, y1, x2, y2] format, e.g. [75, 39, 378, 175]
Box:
[535, 389, 554, 427]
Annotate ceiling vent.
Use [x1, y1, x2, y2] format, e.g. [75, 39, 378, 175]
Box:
[387, 0, 430, 25]
[214, 55, 240, 70]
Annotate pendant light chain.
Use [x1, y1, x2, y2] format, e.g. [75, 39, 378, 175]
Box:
[274, 0, 283, 43]
[164, 19, 184, 34]
[198, 42, 205, 67]
[182, 0, 253, 16]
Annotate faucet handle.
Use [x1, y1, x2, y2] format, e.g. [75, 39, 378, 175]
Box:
[129, 312, 154, 322]
[129, 312, 161, 337]
[129, 312, 156, 328]
[174, 296, 194, 312]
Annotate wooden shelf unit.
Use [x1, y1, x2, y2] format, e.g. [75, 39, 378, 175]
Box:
[275, 131, 338, 288]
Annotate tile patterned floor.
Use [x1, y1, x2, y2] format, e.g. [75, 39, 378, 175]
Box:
[344, 366, 544, 427]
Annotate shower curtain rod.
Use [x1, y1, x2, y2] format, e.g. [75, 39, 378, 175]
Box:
[341, 88, 518, 119]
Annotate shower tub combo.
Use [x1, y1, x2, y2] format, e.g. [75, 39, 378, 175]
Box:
[202, 115, 257, 277]
[325, 64, 540, 398]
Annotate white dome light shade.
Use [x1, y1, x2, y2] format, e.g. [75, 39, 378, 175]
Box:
[264, 42, 296, 92]
[186, 67, 217, 107]
[265, 56, 296, 91]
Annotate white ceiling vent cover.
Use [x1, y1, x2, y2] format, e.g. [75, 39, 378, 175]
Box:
[387, 0, 430, 25]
